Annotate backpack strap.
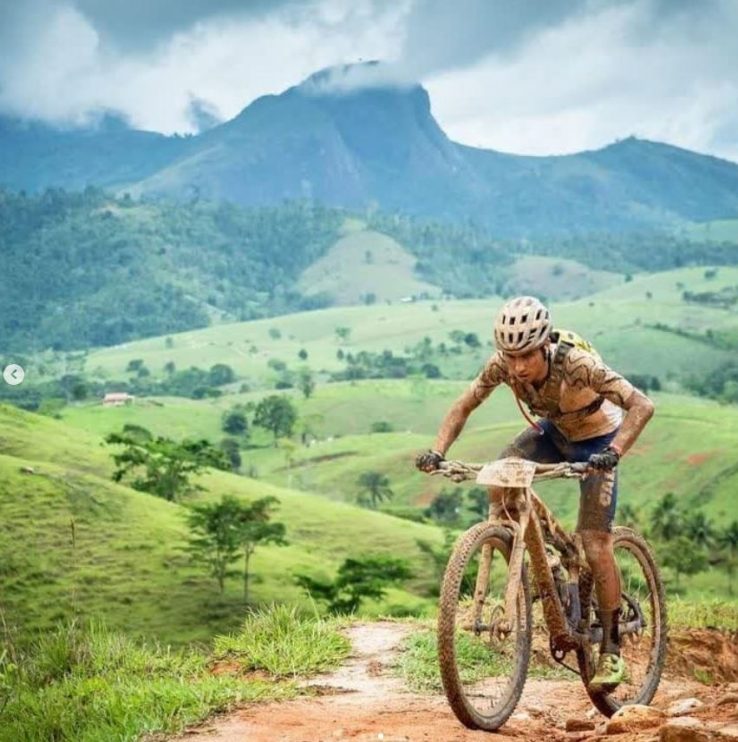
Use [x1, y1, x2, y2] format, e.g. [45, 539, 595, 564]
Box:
[512, 342, 604, 425]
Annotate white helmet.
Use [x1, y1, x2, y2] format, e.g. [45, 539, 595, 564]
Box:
[494, 296, 552, 355]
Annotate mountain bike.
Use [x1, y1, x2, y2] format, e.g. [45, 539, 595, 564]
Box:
[432, 456, 667, 731]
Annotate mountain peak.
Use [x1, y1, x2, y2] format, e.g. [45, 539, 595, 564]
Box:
[296, 60, 419, 97]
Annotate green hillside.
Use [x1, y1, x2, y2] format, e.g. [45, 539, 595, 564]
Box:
[0, 404, 442, 645]
[505, 256, 624, 300]
[55, 379, 738, 601]
[77, 267, 738, 391]
[297, 227, 440, 304]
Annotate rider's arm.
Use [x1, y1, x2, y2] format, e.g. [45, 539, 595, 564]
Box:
[609, 388, 654, 456]
[432, 354, 507, 455]
[565, 349, 654, 456]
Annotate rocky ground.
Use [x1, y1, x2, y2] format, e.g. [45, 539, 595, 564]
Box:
[172, 622, 738, 742]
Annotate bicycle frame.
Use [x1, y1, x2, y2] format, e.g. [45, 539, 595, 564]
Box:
[488, 466, 584, 652]
[438, 457, 642, 654]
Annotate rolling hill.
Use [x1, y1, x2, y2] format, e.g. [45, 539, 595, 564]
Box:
[0, 403, 442, 645]
[74, 266, 738, 390]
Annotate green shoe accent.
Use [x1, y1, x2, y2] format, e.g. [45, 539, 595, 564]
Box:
[589, 653, 626, 692]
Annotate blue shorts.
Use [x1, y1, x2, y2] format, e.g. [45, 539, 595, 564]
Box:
[499, 420, 618, 533]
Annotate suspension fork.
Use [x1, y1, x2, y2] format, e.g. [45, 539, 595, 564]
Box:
[471, 487, 529, 631]
[524, 505, 577, 650]
[472, 487, 532, 635]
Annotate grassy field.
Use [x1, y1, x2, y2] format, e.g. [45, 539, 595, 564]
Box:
[58, 379, 738, 521]
[297, 228, 439, 304]
[0, 404, 443, 646]
[505, 255, 624, 300]
[76, 266, 738, 389]
[5, 269, 738, 649]
[55, 375, 738, 600]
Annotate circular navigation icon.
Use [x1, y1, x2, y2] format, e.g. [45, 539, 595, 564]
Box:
[3, 364, 25, 386]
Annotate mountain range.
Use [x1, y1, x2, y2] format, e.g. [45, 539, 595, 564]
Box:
[2, 63, 738, 235]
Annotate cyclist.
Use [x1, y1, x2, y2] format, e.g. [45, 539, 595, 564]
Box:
[416, 296, 654, 691]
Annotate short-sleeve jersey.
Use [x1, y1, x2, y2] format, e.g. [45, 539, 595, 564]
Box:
[468, 346, 635, 441]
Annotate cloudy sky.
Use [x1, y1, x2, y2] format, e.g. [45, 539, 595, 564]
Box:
[1, 0, 736, 161]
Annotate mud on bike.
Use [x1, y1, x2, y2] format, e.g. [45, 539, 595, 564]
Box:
[430, 457, 667, 731]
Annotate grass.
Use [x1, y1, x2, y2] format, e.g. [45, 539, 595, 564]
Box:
[297, 228, 439, 305]
[0, 404, 440, 646]
[0, 615, 297, 742]
[506, 255, 624, 300]
[393, 627, 567, 694]
[213, 604, 350, 677]
[668, 597, 738, 631]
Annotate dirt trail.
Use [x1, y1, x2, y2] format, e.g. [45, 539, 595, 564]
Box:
[173, 623, 738, 742]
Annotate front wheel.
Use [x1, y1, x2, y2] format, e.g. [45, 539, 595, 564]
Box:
[576, 526, 668, 717]
[437, 522, 532, 731]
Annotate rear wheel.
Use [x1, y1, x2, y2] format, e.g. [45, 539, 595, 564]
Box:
[437, 522, 532, 731]
[576, 527, 667, 717]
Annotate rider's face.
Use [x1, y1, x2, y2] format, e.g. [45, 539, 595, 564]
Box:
[504, 347, 548, 384]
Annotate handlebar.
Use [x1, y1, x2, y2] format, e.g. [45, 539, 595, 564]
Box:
[431, 458, 589, 485]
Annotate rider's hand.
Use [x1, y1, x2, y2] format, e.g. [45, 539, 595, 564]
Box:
[415, 449, 445, 472]
[587, 446, 621, 471]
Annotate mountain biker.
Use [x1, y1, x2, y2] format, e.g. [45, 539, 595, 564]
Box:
[416, 296, 654, 691]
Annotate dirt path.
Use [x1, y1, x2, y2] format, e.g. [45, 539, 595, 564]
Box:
[173, 623, 738, 742]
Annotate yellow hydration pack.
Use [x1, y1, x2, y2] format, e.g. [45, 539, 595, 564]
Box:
[549, 328, 601, 362]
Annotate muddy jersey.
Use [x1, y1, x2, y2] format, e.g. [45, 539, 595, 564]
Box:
[469, 346, 636, 441]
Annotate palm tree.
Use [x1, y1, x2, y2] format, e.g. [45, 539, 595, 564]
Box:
[650, 492, 682, 541]
[717, 520, 738, 595]
[618, 503, 641, 529]
[356, 471, 394, 509]
[685, 511, 715, 549]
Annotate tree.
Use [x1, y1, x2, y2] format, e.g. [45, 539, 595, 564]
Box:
[370, 421, 394, 433]
[298, 348, 308, 361]
[222, 408, 249, 436]
[121, 423, 153, 443]
[464, 332, 481, 348]
[416, 530, 457, 596]
[466, 487, 489, 522]
[649, 493, 682, 541]
[356, 471, 393, 509]
[105, 431, 229, 501]
[208, 363, 235, 386]
[219, 438, 242, 471]
[618, 503, 642, 529]
[185, 497, 242, 593]
[335, 326, 351, 344]
[253, 395, 298, 444]
[70, 381, 88, 401]
[298, 367, 315, 399]
[296, 555, 412, 614]
[717, 521, 738, 595]
[425, 488, 463, 525]
[185, 495, 287, 598]
[685, 511, 715, 549]
[164, 360, 176, 375]
[659, 535, 707, 589]
[235, 496, 287, 601]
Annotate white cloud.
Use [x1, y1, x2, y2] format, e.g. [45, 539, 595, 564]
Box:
[0, 0, 410, 132]
[424, 1, 738, 161]
[0, 0, 736, 162]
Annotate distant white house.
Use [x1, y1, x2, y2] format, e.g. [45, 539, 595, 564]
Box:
[102, 392, 135, 406]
